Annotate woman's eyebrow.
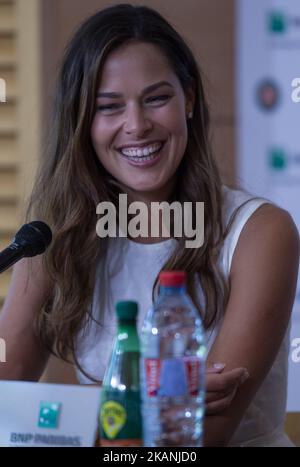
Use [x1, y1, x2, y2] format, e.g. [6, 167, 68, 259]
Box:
[97, 80, 173, 98]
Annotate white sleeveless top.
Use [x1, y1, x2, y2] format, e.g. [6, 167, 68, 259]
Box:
[75, 186, 293, 447]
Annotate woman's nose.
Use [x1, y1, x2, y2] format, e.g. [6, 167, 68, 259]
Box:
[123, 105, 153, 136]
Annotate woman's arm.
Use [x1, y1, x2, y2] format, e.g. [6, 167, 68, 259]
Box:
[204, 204, 299, 446]
[0, 256, 52, 381]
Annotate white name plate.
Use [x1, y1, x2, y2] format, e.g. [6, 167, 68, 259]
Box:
[0, 381, 101, 447]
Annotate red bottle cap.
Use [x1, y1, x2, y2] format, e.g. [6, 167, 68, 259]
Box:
[159, 270, 187, 287]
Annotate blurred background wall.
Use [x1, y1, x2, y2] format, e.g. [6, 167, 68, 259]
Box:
[0, 0, 299, 445]
[0, 0, 41, 315]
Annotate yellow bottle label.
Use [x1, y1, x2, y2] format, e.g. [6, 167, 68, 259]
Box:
[100, 401, 127, 439]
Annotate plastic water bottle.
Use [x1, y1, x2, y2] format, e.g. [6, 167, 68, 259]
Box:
[140, 271, 206, 447]
[99, 301, 142, 447]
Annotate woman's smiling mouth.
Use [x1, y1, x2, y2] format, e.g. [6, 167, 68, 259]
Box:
[117, 140, 166, 167]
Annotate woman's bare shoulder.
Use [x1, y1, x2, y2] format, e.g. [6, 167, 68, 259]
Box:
[231, 203, 299, 279]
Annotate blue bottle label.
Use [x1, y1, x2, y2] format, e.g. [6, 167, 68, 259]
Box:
[144, 357, 202, 397]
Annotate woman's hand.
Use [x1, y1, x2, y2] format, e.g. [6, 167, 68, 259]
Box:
[205, 363, 249, 415]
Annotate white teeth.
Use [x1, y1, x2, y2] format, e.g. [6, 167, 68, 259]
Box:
[121, 142, 163, 157]
[124, 153, 158, 163]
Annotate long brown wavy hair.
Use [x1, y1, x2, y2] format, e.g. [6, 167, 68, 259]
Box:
[27, 4, 231, 376]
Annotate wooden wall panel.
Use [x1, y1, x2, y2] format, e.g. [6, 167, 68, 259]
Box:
[0, 2, 16, 33]
[0, 135, 17, 168]
[285, 413, 300, 447]
[0, 0, 41, 305]
[0, 0, 17, 306]
[0, 35, 16, 66]
[0, 69, 17, 100]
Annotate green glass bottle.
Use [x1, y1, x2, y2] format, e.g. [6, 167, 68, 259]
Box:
[99, 301, 142, 447]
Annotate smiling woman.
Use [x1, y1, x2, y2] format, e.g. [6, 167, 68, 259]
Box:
[91, 42, 192, 197]
[0, 3, 298, 448]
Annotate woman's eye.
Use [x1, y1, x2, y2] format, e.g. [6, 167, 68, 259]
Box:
[96, 104, 121, 112]
[146, 95, 170, 104]
[96, 95, 171, 113]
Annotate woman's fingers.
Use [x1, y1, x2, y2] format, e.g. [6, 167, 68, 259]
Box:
[205, 388, 238, 415]
[204, 367, 250, 413]
[206, 367, 249, 393]
[206, 362, 226, 374]
[205, 387, 237, 403]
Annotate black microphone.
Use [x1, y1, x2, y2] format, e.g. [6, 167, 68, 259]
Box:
[0, 221, 52, 274]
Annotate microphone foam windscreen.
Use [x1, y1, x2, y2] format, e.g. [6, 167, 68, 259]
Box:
[14, 221, 52, 256]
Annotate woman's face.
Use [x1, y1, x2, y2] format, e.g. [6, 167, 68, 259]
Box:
[91, 41, 194, 201]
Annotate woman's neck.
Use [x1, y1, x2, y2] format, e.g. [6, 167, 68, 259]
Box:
[120, 179, 177, 244]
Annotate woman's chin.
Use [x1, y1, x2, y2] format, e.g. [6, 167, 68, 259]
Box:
[121, 183, 166, 200]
